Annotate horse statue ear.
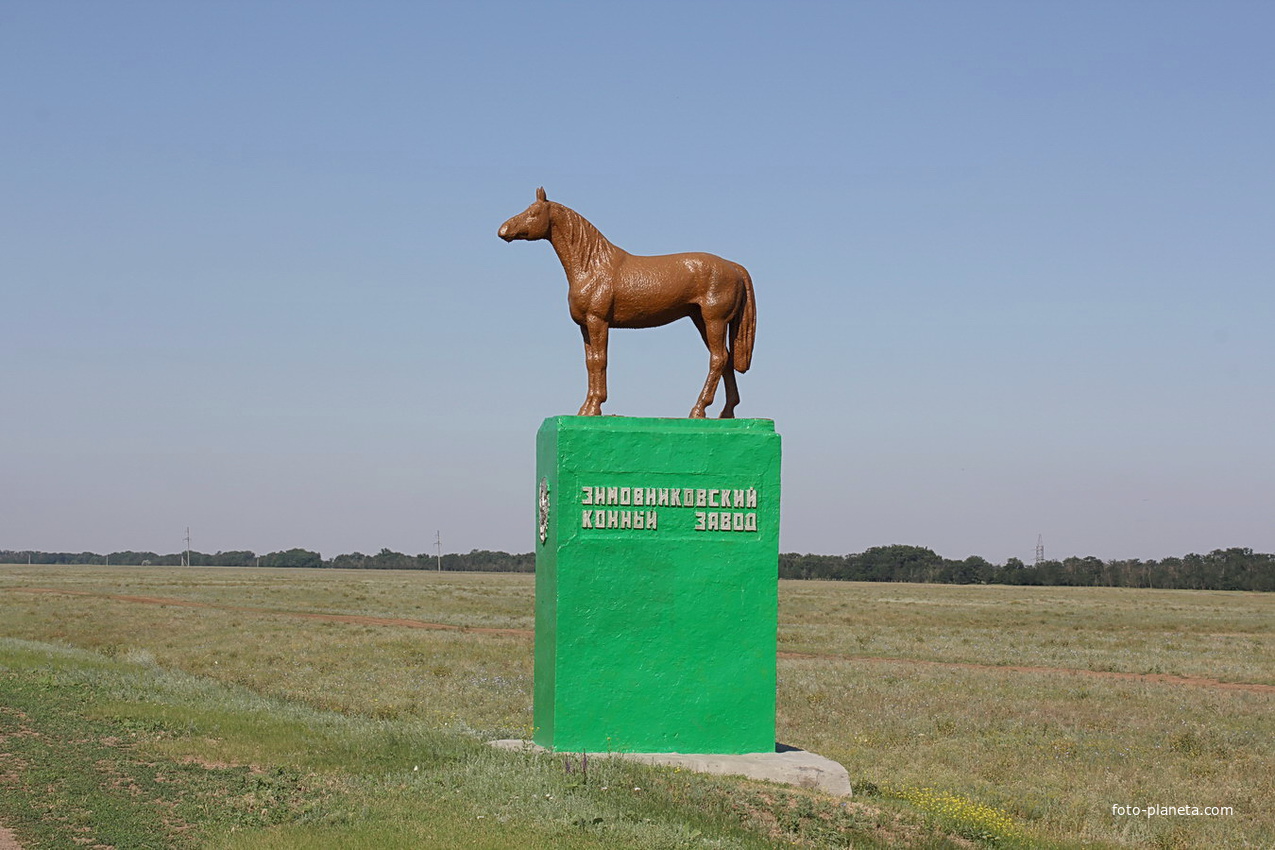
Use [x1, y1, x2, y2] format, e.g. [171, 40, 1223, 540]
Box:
[536, 187, 547, 202]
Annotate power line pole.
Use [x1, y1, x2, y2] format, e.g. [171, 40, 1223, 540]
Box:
[184, 527, 192, 568]
[435, 530, 442, 572]
[1035, 534, 1045, 567]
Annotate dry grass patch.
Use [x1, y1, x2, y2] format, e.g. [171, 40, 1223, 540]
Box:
[3, 566, 1272, 847]
[779, 581, 1275, 685]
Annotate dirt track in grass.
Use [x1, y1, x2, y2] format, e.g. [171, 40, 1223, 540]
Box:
[8, 586, 1274, 695]
[775, 649, 1275, 693]
[7, 587, 530, 637]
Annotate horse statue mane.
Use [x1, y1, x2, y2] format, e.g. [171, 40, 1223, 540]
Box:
[542, 201, 617, 276]
[499, 188, 755, 418]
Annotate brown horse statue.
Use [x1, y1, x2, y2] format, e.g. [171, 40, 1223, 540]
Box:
[499, 188, 755, 418]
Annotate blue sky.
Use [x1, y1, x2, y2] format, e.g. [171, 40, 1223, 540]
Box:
[3, 1, 1272, 562]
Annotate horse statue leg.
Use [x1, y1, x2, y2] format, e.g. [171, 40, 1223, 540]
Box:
[719, 366, 740, 419]
[690, 317, 730, 418]
[577, 316, 608, 416]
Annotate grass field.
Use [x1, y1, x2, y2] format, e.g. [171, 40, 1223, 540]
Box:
[0, 565, 1271, 848]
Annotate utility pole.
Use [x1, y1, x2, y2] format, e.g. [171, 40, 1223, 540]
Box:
[1035, 534, 1045, 567]
[435, 530, 442, 572]
[184, 527, 192, 568]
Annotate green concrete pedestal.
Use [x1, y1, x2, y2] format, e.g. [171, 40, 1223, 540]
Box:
[534, 416, 781, 754]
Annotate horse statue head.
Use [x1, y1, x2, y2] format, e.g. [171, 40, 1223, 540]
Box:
[498, 187, 551, 242]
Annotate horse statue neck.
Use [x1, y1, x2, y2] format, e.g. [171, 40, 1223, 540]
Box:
[547, 202, 622, 280]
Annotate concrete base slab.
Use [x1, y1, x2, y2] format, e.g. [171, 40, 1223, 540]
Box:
[488, 740, 851, 797]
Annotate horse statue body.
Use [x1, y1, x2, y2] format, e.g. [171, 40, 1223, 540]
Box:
[499, 188, 755, 418]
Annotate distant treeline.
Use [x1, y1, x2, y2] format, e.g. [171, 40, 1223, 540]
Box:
[3, 545, 1271, 591]
[0, 548, 533, 573]
[779, 545, 1274, 591]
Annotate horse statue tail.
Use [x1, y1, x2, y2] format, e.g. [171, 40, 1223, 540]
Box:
[731, 267, 756, 374]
